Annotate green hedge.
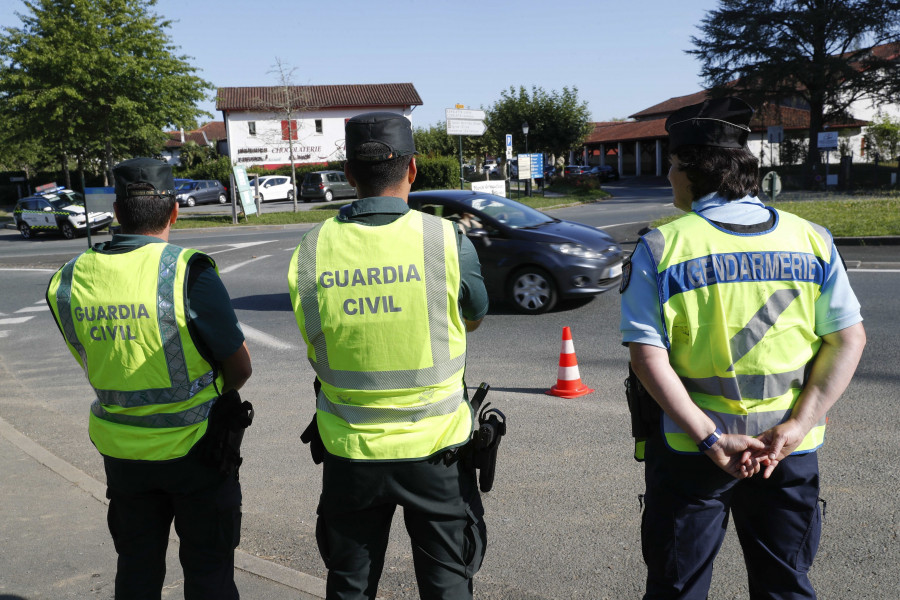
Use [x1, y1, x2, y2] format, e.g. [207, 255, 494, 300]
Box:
[412, 156, 459, 191]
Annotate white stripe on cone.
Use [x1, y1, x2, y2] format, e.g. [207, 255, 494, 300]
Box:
[556, 365, 581, 380]
[559, 339, 575, 353]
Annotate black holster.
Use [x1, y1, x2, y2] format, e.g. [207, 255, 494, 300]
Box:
[201, 389, 254, 477]
[459, 383, 506, 493]
[625, 362, 661, 439]
[301, 378, 325, 465]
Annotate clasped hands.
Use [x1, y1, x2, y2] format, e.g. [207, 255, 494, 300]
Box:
[704, 419, 808, 479]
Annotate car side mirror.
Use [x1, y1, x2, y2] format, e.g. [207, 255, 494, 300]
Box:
[43, 206, 53, 212]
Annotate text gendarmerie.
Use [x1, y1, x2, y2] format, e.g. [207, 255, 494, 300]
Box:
[74, 303, 150, 341]
[319, 264, 421, 316]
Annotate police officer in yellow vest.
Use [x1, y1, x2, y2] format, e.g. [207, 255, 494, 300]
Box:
[288, 112, 489, 600]
[620, 98, 866, 599]
[47, 157, 252, 599]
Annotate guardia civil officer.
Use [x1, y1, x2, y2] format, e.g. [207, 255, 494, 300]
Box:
[47, 157, 252, 599]
[288, 112, 489, 600]
[619, 97, 866, 599]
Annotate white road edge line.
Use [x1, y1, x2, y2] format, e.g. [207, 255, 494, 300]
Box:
[218, 255, 272, 274]
[0, 268, 56, 272]
[16, 306, 48, 313]
[239, 322, 294, 350]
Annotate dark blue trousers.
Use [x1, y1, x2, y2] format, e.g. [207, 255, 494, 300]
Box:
[642, 434, 821, 600]
[316, 453, 486, 600]
[103, 453, 242, 600]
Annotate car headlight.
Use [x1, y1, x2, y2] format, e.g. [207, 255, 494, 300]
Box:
[72, 215, 86, 224]
[550, 243, 613, 260]
[176, 193, 186, 200]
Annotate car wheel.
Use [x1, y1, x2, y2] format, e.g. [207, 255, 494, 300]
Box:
[61, 222, 76, 240]
[218, 193, 227, 204]
[186, 197, 196, 207]
[324, 190, 334, 202]
[18, 222, 32, 239]
[508, 267, 557, 314]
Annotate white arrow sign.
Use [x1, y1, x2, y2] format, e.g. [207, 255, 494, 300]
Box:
[446, 118, 486, 136]
[446, 108, 486, 121]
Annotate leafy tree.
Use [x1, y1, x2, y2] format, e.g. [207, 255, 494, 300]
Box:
[177, 140, 217, 169]
[864, 113, 900, 161]
[483, 86, 593, 162]
[0, 0, 213, 184]
[413, 122, 457, 158]
[689, 0, 900, 180]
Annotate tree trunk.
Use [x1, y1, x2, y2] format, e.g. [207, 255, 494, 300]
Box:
[61, 153, 72, 189]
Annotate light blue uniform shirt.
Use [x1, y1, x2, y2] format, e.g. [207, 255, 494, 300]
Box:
[620, 193, 862, 348]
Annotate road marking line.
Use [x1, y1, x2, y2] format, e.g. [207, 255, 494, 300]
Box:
[0, 268, 57, 272]
[850, 268, 900, 273]
[16, 306, 48, 313]
[0, 331, 8, 338]
[206, 241, 275, 255]
[0, 316, 33, 325]
[219, 255, 272, 274]
[239, 322, 294, 350]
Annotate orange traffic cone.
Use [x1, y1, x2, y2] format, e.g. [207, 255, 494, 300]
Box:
[547, 326, 594, 398]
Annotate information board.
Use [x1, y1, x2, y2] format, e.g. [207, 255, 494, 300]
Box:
[232, 165, 257, 216]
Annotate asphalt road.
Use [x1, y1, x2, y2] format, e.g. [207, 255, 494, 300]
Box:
[1, 182, 899, 599]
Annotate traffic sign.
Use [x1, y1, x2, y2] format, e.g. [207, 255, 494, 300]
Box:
[446, 118, 486, 136]
[817, 131, 838, 150]
[446, 108, 485, 121]
[506, 134, 513, 160]
[767, 126, 784, 144]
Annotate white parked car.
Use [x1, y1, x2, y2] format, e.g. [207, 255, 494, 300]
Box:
[252, 175, 295, 202]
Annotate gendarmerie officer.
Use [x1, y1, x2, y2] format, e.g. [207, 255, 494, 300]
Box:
[619, 98, 866, 599]
[47, 157, 252, 599]
[288, 112, 489, 600]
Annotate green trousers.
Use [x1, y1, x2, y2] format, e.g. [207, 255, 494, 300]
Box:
[316, 452, 487, 600]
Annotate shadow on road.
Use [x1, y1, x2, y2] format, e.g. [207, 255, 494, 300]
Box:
[231, 293, 292, 312]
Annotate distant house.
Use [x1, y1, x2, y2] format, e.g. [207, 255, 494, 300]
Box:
[583, 42, 899, 178]
[216, 83, 423, 170]
[161, 121, 226, 166]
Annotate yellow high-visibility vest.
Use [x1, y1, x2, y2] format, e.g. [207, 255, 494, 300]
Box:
[644, 209, 833, 454]
[47, 243, 223, 460]
[289, 210, 472, 460]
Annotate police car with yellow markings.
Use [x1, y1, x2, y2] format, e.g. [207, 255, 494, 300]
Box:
[13, 185, 114, 240]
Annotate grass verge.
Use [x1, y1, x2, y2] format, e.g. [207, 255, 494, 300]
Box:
[650, 197, 900, 237]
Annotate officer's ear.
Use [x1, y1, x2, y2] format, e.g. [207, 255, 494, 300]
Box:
[169, 201, 179, 225]
[407, 156, 417, 185]
[344, 162, 357, 189]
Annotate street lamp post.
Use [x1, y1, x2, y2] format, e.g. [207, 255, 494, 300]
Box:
[522, 121, 530, 196]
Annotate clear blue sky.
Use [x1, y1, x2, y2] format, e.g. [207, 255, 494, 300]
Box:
[2, 0, 719, 128]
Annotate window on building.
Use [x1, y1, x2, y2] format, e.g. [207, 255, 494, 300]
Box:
[248, 121, 256, 136]
[315, 119, 323, 134]
[281, 120, 298, 141]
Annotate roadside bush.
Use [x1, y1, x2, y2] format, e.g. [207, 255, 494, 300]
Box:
[413, 156, 459, 191]
[177, 156, 233, 189]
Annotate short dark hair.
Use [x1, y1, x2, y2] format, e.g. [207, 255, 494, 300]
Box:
[672, 145, 759, 201]
[116, 183, 176, 234]
[345, 142, 412, 196]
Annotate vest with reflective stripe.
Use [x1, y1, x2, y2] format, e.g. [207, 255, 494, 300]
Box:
[644, 208, 832, 454]
[288, 210, 472, 460]
[46, 243, 224, 461]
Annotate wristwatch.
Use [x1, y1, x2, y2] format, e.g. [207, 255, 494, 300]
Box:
[697, 428, 723, 451]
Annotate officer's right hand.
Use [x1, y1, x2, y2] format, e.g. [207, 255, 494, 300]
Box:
[704, 434, 767, 479]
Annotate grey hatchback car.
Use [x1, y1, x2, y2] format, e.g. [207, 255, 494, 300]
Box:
[300, 171, 356, 202]
[175, 180, 228, 207]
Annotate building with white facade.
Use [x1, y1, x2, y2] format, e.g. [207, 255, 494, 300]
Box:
[216, 83, 423, 170]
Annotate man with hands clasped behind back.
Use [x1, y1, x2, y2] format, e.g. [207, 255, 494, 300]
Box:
[620, 97, 866, 599]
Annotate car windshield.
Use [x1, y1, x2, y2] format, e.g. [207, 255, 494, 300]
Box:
[462, 194, 556, 229]
[47, 197, 74, 210]
[176, 182, 197, 190]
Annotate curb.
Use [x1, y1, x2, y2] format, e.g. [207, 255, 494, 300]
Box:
[0, 414, 327, 599]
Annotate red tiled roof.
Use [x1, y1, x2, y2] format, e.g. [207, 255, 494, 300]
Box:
[585, 105, 867, 146]
[164, 121, 227, 148]
[216, 83, 423, 111]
